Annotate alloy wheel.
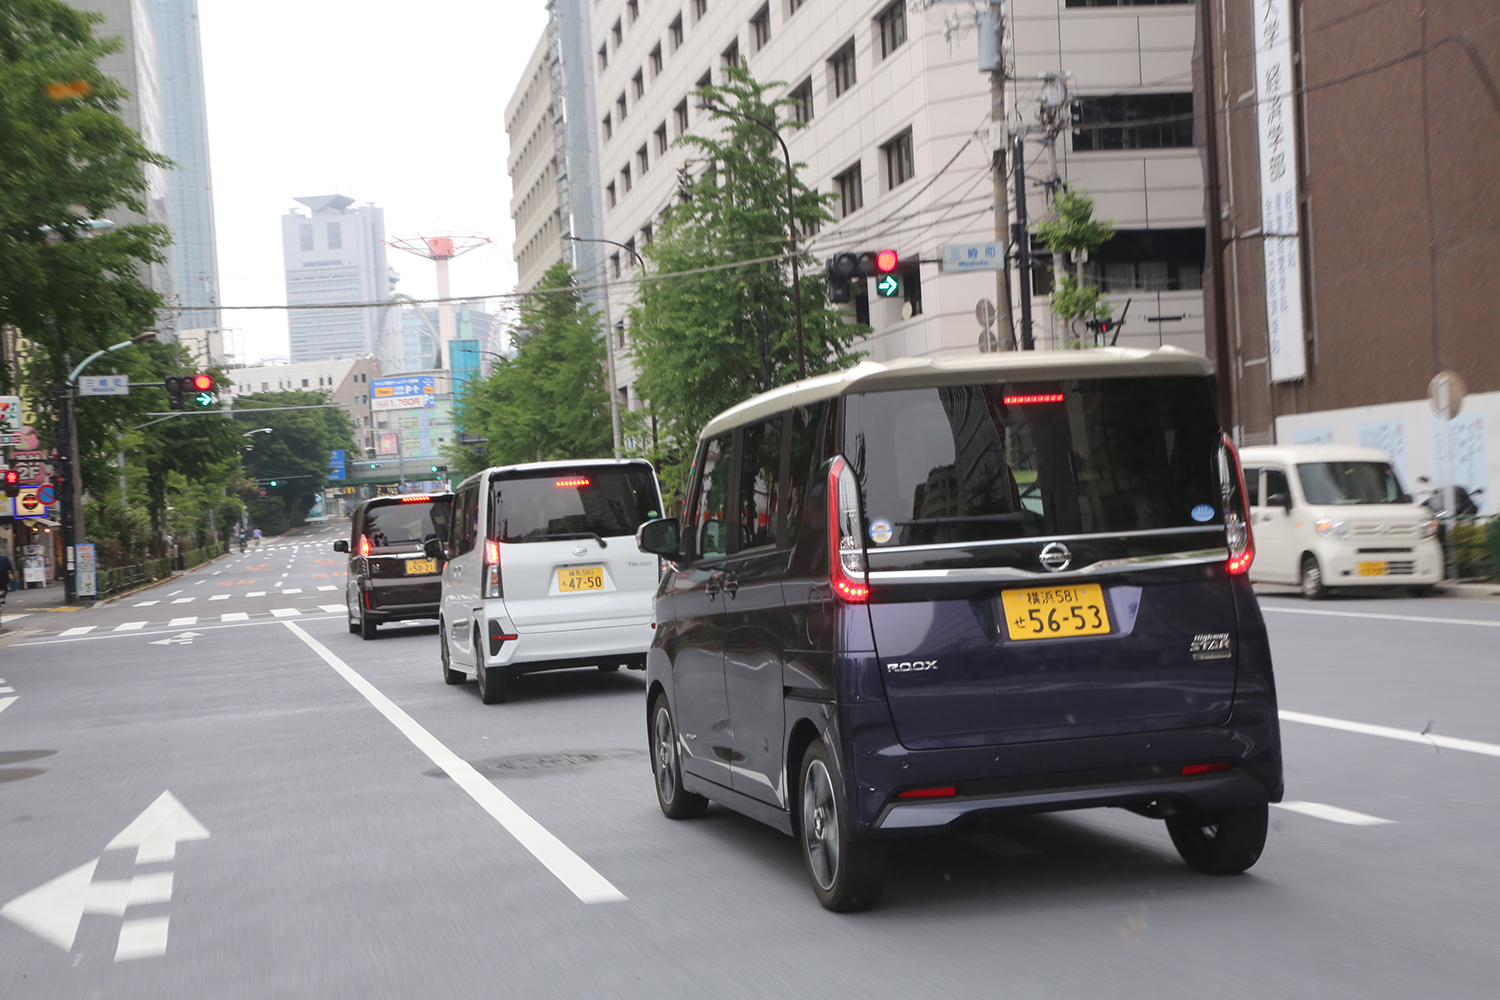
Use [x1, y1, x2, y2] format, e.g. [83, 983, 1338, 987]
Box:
[802, 758, 840, 892]
[653, 706, 677, 805]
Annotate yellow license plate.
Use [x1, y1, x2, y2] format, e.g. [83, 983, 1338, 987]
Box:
[405, 558, 437, 576]
[1357, 561, 1388, 576]
[557, 566, 605, 592]
[1001, 583, 1111, 640]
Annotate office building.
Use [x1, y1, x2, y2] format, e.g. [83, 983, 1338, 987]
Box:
[281, 195, 400, 363]
[398, 303, 499, 375]
[224, 356, 381, 455]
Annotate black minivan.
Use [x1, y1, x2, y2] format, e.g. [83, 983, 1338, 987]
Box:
[636, 349, 1281, 911]
[335, 493, 453, 639]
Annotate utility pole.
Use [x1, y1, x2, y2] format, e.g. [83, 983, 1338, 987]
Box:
[564, 234, 644, 460]
[1013, 134, 1035, 350]
[980, 4, 1016, 350]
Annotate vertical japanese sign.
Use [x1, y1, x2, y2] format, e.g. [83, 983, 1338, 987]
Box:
[75, 543, 97, 598]
[1255, 0, 1306, 382]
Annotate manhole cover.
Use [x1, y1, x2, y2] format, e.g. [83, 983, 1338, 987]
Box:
[425, 748, 641, 780]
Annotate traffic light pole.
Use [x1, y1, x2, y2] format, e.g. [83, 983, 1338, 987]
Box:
[54, 382, 83, 603]
[1013, 134, 1036, 350]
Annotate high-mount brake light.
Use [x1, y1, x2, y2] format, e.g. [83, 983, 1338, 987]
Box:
[1181, 762, 1233, 776]
[555, 477, 591, 488]
[1220, 434, 1255, 575]
[358, 536, 370, 557]
[398, 495, 431, 503]
[1003, 393, 1065, 405]
[827, 456, 869, 602]
[483, 538, 502, 598]
[897, 786, 957, 799]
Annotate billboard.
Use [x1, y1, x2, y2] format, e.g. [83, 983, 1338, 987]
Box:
[1255, 0, 1307, 383]
[371, 375, 436, 411]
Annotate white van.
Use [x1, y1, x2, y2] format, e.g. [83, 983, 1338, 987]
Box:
[429, 459, 666, 702]
[1237, 445, 1441, 598]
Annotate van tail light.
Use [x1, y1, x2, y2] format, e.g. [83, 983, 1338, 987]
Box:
[827, 456, 869, 602]
[483, 538, 502, 599]
[1181, 762, 1233, 776]
[1219, 434, 1255, 575]
[358, 536, 370, 557]
[897, 786, 957, 799]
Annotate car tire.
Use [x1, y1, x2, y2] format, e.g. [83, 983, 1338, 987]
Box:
[1165, 804, 1268, 875]
[348, 619, 360, 634]
[440, 626, 465, 685]
[347, 589, 360, 633]
[598, 663, 621, 673]
[359, 610, 378, 640]
[1300, 554, 1329, 600]
[798, 739, 886, 912]
[475, 630, 508, 704]
[1408, 584, 1436, 598]
[650, 694, 708, 819]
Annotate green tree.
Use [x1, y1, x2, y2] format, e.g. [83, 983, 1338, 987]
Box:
[626, 64, 864, 492]
[452, 260, 610, 469]
[1033, 183, 1116, 344]
[232, 391, 356, 531]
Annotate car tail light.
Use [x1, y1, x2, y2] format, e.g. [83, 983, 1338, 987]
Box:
[358, 535, 370, 557]
[1220, 434, 1254, 575]
[897, 786, 957, 799]
[1181, 762, 1233, 776]
[827, 456, 868, 602]
[483, 538, 502, 598]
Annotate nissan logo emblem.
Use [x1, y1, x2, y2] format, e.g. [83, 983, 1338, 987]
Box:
[1039, 542, 1072, 572]
[571, 545, 588, 557]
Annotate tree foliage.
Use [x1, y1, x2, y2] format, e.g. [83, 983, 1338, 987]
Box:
[232, 391, 356, 530]
[1033, 183, 1115, 334]
[626, 65, 865, 492]
[451, 260, 611, 471]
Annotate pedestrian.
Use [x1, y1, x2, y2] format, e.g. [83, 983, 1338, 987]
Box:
[238, 529, 247, 553]
[0, 544, 11, 604]
[253, 527, 262, 549]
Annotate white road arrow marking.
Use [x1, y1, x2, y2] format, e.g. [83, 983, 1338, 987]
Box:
[105, 791, 210, 863]
[0, 696, 17, 715]
[148, 631, 202, 646]
[0, 859, 98, 950]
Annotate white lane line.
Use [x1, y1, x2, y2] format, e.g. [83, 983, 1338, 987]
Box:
[170, 598, 194, 604]
[209, 594, 229, 601]
[211, 571, 220, 576]
[0, 687, 12, 694]
[282, 588, 302, 594]
[0, 696, 16, 715]
[166, 591, 182, 597]
[59, 626, 96, 637]
[319, 604, 345, 614]
[220, 612, 249, 622]
[114, 916, 169, 961]
[270, 608, 300, 618]
[193, 580, 205, 586]
[1263, 606, 1500, 629]
[282, 622, 626, 905]
[1273, 801, 1396, 826]
[0, 614, 28, 622]
[1280, 710, 1500, 758]
[246, 591, 265, 598]
[113, 622, 147, 632]
[134, 601, 159, 607]
[168, 617, 197, 627]
[318, 586, 337, 591]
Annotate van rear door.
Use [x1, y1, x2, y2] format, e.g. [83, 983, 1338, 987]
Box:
[491, 464, 664, 629]
[846, 377, 1240, 749]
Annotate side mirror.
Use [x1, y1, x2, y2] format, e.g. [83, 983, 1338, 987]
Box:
[332, 540, 349, 553]
[636, 517, 681, 557]
[1267, 492, 1292, 512]
[423, 537, 447, 562]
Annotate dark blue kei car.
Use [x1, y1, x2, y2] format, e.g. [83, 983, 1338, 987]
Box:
[636, 349, 1282, 911]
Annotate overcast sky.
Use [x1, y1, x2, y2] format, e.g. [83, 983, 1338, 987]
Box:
[198, 0, 550, 365]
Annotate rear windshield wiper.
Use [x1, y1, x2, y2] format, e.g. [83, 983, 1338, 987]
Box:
[522, 531, 610, 548]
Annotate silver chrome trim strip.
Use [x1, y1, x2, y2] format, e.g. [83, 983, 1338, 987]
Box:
[869, 524, 1224, 556]
[865, 549, 1228, 584]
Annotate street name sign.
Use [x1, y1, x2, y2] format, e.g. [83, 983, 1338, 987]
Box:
[941, 242, 1006, 272]
[79, 375, 130, 396]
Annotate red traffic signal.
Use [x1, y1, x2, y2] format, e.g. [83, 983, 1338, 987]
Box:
[3, 468, 19, 498]
[191, 373, 214, 392]
[874, 249, 899, 273]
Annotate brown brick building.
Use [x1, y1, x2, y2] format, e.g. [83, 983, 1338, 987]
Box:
[1196, 0, 1500, 443]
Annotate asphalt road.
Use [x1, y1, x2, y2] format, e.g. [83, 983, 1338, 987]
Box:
[2, 523, 1498, 998]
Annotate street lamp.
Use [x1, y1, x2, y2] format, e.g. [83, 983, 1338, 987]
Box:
[241, 427, 273, 437]
[696, 100, 807, 379]
[563, 234, 646, 460]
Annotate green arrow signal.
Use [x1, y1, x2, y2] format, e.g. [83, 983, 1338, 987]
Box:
[875, 273, 900, 298]
[194, 392, 213, 406]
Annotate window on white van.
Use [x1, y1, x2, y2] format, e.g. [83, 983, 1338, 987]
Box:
[1241, 468, 1262, 506]
[489, 466, 660, 544]
[844, 377, 1222, 546]
[1296, 462, 1407, 505]
[1263, 469, 1289, 505]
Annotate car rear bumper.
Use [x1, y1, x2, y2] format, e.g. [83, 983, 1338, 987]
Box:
[486, 617, 654, 667]
[362, 578, 442, 622]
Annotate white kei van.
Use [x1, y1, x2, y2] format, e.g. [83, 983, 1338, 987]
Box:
[428, 459, 666, 702]
[1237, 445, 1442, 598]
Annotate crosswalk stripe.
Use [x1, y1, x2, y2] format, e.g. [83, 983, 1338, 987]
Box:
[317, 586, 337, 591]
[209, 594, 229, 601]
[59, 626, 96, 637]
[134, 601, 159, 607]
[270, 608, 301, 617]
[221, 612, 249, 622]
[168, 617, 197, 627]
[320, 605, 345, 614]
[247, 591, 265, 597]
[170, 598, 194, 604]
[0, 613, 29, 623]
[114, 622, 147, 631]
[1272, 801, 1396, 826]
[283, 588, 302, 594]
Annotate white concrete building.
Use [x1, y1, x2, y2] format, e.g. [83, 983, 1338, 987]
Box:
[589, 0, 1205, 403]
[224, 356, 381, 454]
[280, 195, 400, 364]
[507, 33, 564, 292]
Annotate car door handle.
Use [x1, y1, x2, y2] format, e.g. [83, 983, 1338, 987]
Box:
[723, 574, 739, 597]
[704, 573, 722, 600]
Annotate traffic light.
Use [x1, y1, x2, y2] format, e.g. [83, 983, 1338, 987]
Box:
[268, 479, 278, 487]
[826, 250, 899, 303]
[164, 375, 185, 410]
[3, 468, 18, 498]
[190, 372, 215, 407]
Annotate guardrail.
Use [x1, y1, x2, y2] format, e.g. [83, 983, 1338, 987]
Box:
[95, 541, 229, 599]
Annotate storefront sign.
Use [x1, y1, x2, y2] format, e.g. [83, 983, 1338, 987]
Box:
[1255, 0, 1306, 383]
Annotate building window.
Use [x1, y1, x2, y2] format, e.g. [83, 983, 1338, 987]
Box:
[829, 39, 856, 97]
[612, 18, 622, 46]
[627, 0, 638, 21]
[835, 164, 863, 217]
[669, 13, 684, 49]
[622, 164, 632, 192]
[642, 222, 653, 244]
[326, 222, 341, 249]
[751, 4, 771, 50]
[617, 91, 628, 120]
[655, 122, 669, 154]
[637, 144, 650, 175]
[650, 43, 663, 76]
[789, 0, 806, 13]
[696, 70, 711, 92]
[1071, 93, 1194, 151]
[598, 44, 608, 71]
[882, 128, 914, 189]
[789, 77, 813, 123]
[611, 253, 622, 278]
[602, 113, 613, 141]
[624, 237, 637, 269]
[674, 99, 690, 135]
[633, 69, 644, 99]
[607, 181, 617, 208]
[694, 0, 707, 19]
[302, 379, 309, 388]
[876, 1, 907, 59]
[722, 39, 739, 71]
[299, 224, 313, 251]
[1076, 228, 1205, 292]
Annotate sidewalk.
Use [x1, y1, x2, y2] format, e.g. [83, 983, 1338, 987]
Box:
[0, 581, 79, 615]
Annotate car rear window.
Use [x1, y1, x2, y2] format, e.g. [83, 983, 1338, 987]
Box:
[1297, 462, 1406, 505]
[489, 466, 661, 544]
[363, 498, 452, 551]
[843, 376, 1222, 546]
